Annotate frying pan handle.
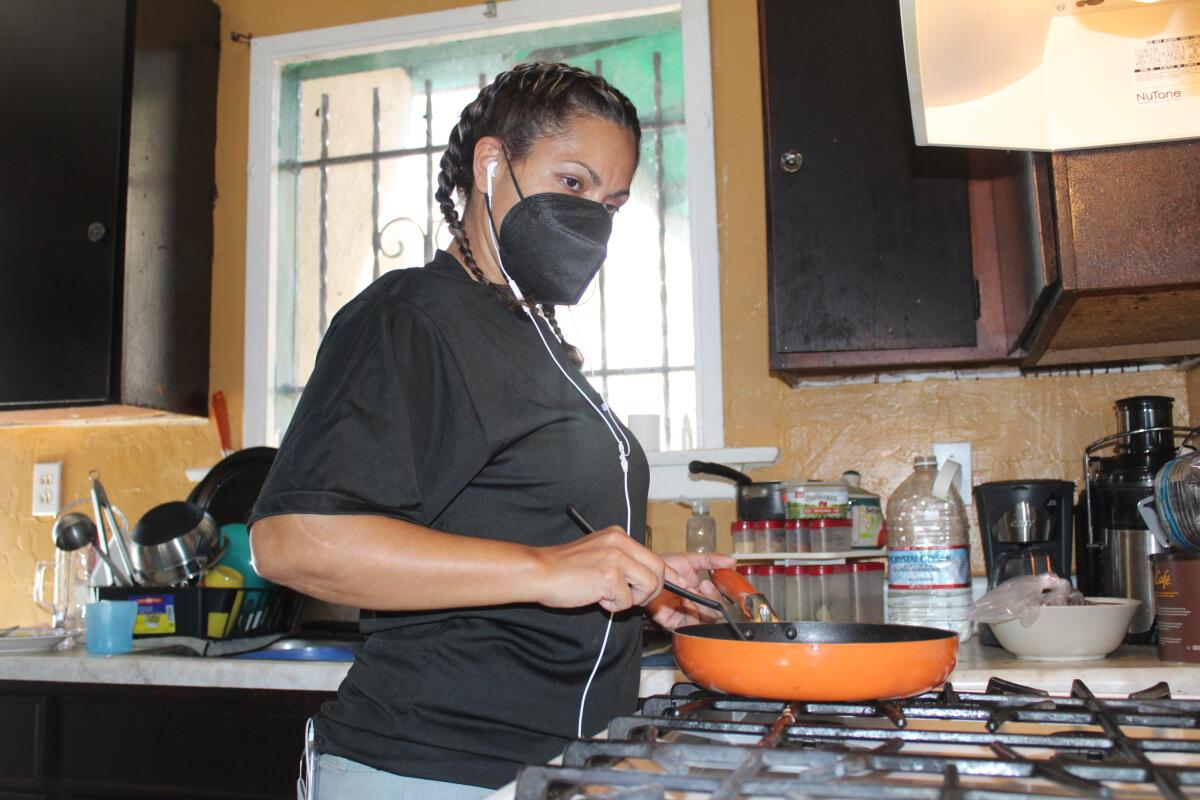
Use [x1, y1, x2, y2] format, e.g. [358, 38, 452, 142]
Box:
[688, 461, 753, 486]
[711, 568, 759, 618]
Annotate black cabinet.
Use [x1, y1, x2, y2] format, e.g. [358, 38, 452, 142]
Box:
[0, 0, 218, 415]
[0, 695, 47, 790]
[759, 0, 1022, 379]
[0, 682, 331, 799]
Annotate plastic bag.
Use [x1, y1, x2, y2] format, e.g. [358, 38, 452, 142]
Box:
[968, 574, 1087, 627]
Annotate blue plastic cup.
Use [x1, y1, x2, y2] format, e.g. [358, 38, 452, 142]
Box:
[85, 600, 138, 655]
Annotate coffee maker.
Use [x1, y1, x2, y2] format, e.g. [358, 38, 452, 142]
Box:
[1078, 396, 1177, 643]
[974, 480, 1075, 647]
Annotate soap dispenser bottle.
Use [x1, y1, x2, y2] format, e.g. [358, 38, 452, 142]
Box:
[686, 501, 717, 553]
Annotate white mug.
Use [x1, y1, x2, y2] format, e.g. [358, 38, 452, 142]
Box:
[628, 414, 661, 453]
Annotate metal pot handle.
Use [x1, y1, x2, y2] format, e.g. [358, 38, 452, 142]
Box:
[688, 461, 754, 485]
[1137, 495, 1173, 550]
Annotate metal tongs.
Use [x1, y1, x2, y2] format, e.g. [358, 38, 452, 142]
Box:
[89, 471, 136, 587]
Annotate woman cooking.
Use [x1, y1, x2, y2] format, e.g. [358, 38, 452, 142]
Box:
[248, 62, 733, 799]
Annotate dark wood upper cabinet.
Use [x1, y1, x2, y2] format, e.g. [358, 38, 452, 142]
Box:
[759, 0, 1022, 380]
[1021, 139, 1200, 367]
[0, 0, 218, 415]
[759, 0, 1198, 380]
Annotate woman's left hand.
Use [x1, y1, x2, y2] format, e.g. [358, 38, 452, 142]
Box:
[645, 552, 737, 631]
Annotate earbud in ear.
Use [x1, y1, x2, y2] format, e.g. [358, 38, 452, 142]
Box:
[486, 160, 498, 195]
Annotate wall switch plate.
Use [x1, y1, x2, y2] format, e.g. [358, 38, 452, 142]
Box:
[32, 462, 62, 518]
[932, 441, 972, 504]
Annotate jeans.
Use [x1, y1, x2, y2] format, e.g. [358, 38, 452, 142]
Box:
[310, 754, 493, 800]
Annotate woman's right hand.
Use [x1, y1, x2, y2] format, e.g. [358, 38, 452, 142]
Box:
[533, 527, 666, 613]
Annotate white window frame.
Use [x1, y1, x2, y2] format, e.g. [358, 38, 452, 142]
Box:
[243, 0, 776, 498]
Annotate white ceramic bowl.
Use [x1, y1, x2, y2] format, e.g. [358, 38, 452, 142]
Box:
[990, 597, 1141, 661]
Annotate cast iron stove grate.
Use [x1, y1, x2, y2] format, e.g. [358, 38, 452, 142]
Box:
[514, 679, 1200, 800]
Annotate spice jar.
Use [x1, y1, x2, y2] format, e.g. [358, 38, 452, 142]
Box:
[737, 564, 757, 594]
[731, 521, 755, 554]
[764, 519, 787, 553]
[808, 564, 854, 622]
[750, 520, 770, 553]
[753, 564, 784, 615]
[784, 519, 809, 553]
[808, 518, 853, 553]
[783, 565, 806, 621]
[851, 561, 885, 623]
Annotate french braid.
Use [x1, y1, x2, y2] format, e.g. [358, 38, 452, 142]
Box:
[539, 303, 584, 367]
[432, 62, 641, 368]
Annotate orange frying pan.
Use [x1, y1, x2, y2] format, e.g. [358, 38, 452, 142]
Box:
[671, 569, 959, 702]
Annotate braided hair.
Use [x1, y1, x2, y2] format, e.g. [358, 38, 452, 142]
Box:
[434, 62, 641, 367]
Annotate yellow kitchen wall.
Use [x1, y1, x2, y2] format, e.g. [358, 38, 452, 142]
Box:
[0, 0, 1193, 624]
[0, 411, 222, 626]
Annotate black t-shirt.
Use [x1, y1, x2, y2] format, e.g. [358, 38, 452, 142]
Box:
[249, 250, 650, 789]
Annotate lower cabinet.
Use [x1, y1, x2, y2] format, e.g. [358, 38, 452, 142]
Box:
[0, 682, 334, 799]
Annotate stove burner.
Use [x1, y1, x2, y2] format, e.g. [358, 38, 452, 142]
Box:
[514, 680, 1200, 800]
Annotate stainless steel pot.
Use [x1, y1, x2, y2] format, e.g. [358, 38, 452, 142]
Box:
[130, 501, 222, 586]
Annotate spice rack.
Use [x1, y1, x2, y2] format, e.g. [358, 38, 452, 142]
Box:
[732, 548, 885, 563]
[730, 550, 887, 625]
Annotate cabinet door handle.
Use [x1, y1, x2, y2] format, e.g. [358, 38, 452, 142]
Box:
[87, 222, 107, 242]
[780, 151, 804, 173]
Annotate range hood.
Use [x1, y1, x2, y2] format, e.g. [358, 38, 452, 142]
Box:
[899, 0, 1200, 150]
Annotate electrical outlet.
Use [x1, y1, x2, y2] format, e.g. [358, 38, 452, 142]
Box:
[32, 462, 62, 518]
[932, 441, 972, 504]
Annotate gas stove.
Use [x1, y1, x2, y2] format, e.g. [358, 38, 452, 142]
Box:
[513, 679, 1200, 799]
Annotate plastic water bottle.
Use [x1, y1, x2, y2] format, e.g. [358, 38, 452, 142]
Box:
[886, 455, 973, 641]
[686, 501, 717, 553]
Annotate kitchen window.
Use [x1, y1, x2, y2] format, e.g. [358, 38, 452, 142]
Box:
[245, 0, 775, 497]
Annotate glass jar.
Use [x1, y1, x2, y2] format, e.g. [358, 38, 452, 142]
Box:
[33, 548, 90, 634]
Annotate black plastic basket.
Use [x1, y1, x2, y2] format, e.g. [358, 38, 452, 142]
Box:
[96, 586, 303, 640]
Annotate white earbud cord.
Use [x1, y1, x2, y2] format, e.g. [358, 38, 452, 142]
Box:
[484, 163, 632, 738]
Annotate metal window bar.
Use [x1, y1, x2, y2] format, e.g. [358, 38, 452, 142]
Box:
[593, 59, 611, 402]
[424, 79, 435, 265]
[371, 87, 381, 281]
[652, 50, 671, 447]
[318, 93, 330, 336]
[297, 53, 692, 423]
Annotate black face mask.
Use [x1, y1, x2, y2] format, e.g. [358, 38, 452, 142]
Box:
[486, 156, 613, 306]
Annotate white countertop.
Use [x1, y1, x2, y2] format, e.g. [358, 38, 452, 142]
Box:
[0, 643, 352, 692]
[0, 644, 670, 696]
[949, 637, 1200, 695]
[1, 638, 1196, 696]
